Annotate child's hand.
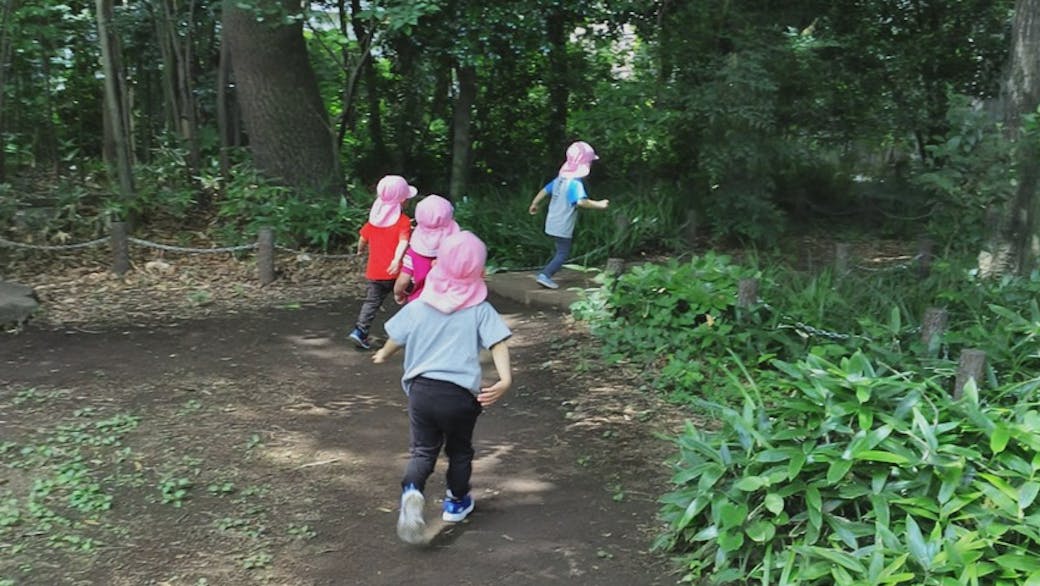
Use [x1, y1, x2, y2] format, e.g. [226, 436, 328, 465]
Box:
[372, 349, 388, 364]
[528, 203, 538, 215]
[599, 199, 610, 210]
[387, 259, 400, 275]
[477, 380, 511, 406]
[394, 292, 407, 305]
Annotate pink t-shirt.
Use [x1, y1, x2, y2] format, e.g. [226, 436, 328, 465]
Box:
[401, 248, 435, 302]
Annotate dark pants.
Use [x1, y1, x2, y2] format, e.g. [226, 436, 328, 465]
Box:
[540, 236, 572, 278]
[354, 279, 394, 333]
[402, 376, 482, 497]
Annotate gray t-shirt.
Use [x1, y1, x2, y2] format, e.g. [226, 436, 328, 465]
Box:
[383, 300, 512, 396]
[544, 177, 588, 239]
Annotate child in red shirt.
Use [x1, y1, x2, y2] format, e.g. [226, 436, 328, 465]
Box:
[349, 175, 416, 349]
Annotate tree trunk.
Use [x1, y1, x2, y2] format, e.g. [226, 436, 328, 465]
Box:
[222, 0, 344, 195]
[994, 0, 1040, 275]
[449, 65, 476, 200]
[216, 27, 231, 183]
[545, 3, 570, 164]
[0, 0, 18, 183]
[96, 0, 135, 203]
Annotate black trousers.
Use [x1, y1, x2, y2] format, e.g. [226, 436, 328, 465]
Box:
[402, 376, 482, 497]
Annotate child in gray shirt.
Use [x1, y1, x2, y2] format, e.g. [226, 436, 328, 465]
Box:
[373, 231, 512, 544]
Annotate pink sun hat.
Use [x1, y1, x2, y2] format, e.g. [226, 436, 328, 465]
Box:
[369, 175, 418, 227]
[409, 194, 460, 257]
[418, 231, 488, 314]
[558, 141, 599, 179]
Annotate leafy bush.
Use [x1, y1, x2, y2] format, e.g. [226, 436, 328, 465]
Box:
[656, 351, 1040, 585]
[215, 162, 366, 250]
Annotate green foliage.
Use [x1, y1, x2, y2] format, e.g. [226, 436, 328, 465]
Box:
[911, 96, 1021, 253]
[215, 162, 366, 250]
[656, 352, 1040, 585]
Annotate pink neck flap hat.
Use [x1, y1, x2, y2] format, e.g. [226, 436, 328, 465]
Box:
[409, 195, 460, 257]
[558, 141, 599, 179]
[418, 231, 488, 314]
[369, 175, 418, 227]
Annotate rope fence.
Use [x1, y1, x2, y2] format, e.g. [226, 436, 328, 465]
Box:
[0, 222, 358, 286]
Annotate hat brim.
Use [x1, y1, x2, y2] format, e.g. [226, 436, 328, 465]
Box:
[559, 163, 592, 179]
[406, 186, 418, 199]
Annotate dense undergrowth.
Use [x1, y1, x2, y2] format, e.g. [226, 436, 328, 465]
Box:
[572, 254, 1040, 584]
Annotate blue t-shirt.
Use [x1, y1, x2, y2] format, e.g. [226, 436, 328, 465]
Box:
[383, 300, 512, 396]
[543, 177, 588, 238]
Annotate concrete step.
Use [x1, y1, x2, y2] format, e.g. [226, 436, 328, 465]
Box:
[486, 269, 599, 311]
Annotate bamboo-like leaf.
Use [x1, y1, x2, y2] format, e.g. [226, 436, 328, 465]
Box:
[1020, 482, 1040, 511]
[797, 545, 867, 573]
[905, 515, 932, 571]
[991, 424, 1011, 455]
[827, 459, 853, 484]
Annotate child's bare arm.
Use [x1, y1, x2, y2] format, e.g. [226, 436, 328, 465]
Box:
[372, 339, 402, 364]
[387, 238, 408, 275]
[478, 341, 512, 407]
[393, 271, 412, 304]
[577, 198, 609, 210]
[529, 189, 548, 214]
[357, 236, 368, 255]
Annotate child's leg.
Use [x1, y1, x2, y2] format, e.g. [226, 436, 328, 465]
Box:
[539, 236, 573, 279]
[402, 378, 447, 492]
[355, 279, 395, 332]
[441, 393, 482, 498]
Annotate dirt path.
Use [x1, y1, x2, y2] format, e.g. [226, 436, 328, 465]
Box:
[1, 294, 677, 585]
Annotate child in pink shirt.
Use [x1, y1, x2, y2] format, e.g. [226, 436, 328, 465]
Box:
[394, 194, 459, 304]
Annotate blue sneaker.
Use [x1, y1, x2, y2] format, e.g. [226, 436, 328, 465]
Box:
[397, 484, 426, 544]
[536, 274, 559, 290]
[442, 490, 474, 522]
[348, 327, 371, 350]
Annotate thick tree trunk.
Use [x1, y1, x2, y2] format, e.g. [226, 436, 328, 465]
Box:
[222, 0, 343, 195]
[96, 0, 135, 203]
[449, 65, 476, 200]
[989, 0, 1040, 275]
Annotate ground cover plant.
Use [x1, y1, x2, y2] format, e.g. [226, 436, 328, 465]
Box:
[572, 251, 1040, 584]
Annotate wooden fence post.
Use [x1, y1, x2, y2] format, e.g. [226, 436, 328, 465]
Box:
[920, 307, 947, 356]
[834, 242, 851, 275]
[738, 278, 759, 308]
[257, 227, 275, 286]
[954, 349, 986, 399]
[916, 237, 934, 278]
[605, 257, 625, 275]
[110, 221, 129, 275]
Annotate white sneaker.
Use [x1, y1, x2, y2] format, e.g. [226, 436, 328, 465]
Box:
[396, 485, 426, 545]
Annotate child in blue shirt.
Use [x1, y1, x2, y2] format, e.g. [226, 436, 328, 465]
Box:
[528, 140, 610, 289]
[372, 231, 512, 545]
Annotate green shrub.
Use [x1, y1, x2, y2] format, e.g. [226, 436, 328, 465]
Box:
[656, 351, 1040, 585]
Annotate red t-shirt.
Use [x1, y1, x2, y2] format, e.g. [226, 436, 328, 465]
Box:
[360, 215, 411, 281]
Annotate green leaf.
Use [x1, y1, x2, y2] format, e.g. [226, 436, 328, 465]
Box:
[735, 476, 769, 491]
[994, 554, 1040, 573]
[788, 452, 806, 479]
[717, 529, 745, 552]
[676, 496, 709, 530]
[719, 501, 748, 529]
[827, 459, 853, 484]
[798, 545, 867, 572]
[905, 515, 932, 571]
[746, 519, 776, 543]
[1020, 482, 1040, 510]
[765, 493, 784, 515]
[991, 424, 1011, 454]
[856, 450, 910, 465]
[1024, 570, 1040, 586]
[806, 487, 822, 529]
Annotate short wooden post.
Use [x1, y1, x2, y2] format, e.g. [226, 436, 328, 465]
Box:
[834, 242, 851, 275]
[110, 221, 129, 275]
[738, 278, 759, 308]
[920, 307, 947, 356]
[605, 257, 625, 275]
[953, 349, 986, 399]
[257, 227, 275, 286]
[916, 237, 934, 278]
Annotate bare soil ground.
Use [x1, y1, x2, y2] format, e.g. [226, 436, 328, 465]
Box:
[1, 251, 688, 585]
